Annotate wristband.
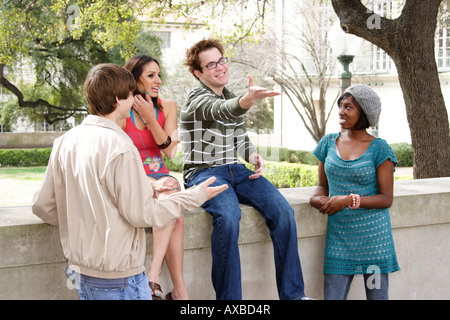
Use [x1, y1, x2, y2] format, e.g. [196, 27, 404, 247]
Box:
[349, 193, 361, 210]
[157, 136, 172, 149]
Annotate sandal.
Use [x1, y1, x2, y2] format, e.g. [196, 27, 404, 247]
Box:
[149, 282, 163, 300]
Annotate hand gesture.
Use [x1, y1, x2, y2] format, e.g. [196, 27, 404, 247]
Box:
[150, 178, 180, 193]
[199, 177, 228, 200]
[319, 196, 350, 215]
[133, 92, 156, 125]
[239, 75, 280, 109]
[248, 153, 265, 179]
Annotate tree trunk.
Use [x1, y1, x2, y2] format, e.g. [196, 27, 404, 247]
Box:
[331, 0, 450, 179]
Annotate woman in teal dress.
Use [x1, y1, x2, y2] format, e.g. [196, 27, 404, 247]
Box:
[310, 84, 400, 300]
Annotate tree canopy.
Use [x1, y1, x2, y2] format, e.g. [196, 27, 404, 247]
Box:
[0, 0, 272, 126]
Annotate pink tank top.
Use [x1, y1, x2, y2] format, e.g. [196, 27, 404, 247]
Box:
[124, 102, 170, 175]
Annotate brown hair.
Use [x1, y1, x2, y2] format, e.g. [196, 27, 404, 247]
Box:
[185, 38, 225, 80]
[84, 63, 136, 116]
[124, 55, 163, 111]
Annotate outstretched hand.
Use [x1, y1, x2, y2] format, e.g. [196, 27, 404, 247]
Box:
[199, 177, 228, 200]
[239, 75, 280, 109]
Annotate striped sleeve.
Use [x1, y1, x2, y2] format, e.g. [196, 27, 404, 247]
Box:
[183, 88, 247, 122]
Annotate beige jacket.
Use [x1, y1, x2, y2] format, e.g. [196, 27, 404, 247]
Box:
[32, 115, 207, 279]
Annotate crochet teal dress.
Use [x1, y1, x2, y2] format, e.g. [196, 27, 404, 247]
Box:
[313, 133, 400, 275]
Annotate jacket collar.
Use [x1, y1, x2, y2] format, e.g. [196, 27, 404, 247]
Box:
[81, 115, 131, 141]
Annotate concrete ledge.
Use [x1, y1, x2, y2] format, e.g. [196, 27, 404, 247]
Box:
[0, 132, 65, 149]
[1, 178, 449, 299]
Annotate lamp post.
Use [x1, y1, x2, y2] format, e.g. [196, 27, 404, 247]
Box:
[336, 55, 355, 93]
[329, 22, 362, 93]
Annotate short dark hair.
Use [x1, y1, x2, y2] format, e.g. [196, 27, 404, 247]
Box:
[337, 92, 370, 130]
[185, 38, 225, 79]
[124, 55, 163, 110]
[84, 63, 136, 116]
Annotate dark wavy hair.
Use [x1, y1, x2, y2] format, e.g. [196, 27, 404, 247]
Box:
[124, 55, 163, 111]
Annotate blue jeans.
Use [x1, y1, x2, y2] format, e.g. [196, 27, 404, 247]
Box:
[186, 164, 305, 300]
[66, 267, 152, 300]
[324, 273, 389, 300]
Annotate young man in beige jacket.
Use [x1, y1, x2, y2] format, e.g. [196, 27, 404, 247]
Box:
[32, 63, 227, 300]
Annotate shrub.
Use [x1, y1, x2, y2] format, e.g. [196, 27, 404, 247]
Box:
[162, 152, 183, 172]
[390, 143, 413, 167]
[0, 148, 52, 167]
[256, 146, 317, 165]
[1, 144, 411, 187]
[244, 161, 318, 188]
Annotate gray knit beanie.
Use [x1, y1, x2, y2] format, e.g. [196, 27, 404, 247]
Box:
[344, 84, 381, 127]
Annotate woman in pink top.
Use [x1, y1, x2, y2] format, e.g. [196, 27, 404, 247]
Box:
[120, 55, 184, 300]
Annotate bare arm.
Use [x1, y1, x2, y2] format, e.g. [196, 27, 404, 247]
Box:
[309, 161, 331, 210]
[133, 96, 178, 159]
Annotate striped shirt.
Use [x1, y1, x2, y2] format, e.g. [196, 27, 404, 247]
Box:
[180, 83, 257, 181]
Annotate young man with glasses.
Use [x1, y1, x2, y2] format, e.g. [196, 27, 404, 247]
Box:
[181, 38, 311, 300]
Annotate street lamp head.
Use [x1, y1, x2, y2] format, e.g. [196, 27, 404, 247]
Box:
[329, 21, 362, 92]
[329, 22, 362, 57]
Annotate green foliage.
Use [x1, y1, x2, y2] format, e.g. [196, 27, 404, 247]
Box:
[0, 148, 52, 167]
[0, 146, 412, 186]
[163, 152, 184, 172]
[0, 0, 165, 128]
[390, 142, 413, 167]
[256, 146, 317, 165]
[1, 0, 273, 129]
[247, 161, 319, 188]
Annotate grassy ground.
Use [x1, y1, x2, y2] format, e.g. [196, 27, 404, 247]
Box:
[0, 167, 47, 207]
[0, 167, 47, 180]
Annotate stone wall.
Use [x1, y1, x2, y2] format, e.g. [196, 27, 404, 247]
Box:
[0, 178, 449, 300]
[0, 132, 64, 149]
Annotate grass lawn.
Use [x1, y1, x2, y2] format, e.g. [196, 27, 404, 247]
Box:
[0, 167, 47, 181]
[0, 167, 47, 206]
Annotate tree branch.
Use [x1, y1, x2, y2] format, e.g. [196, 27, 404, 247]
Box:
[331, 0, 395, 53]
[1, 64, 85, 124]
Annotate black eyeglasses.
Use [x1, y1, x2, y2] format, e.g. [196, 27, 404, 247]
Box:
[203, 57, 228, 70]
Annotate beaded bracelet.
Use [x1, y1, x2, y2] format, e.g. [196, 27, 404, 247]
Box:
[157, 136, 172, 149]
[349, 193, 361, 210]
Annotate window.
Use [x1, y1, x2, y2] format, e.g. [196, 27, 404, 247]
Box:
[34, 120, 53, 132]
[0, 124, 11, 132]
[371, 45, 391, 73]
[155, 31, 171, 49]
[437, 22, 450, 71]
[367, 0, 394, 73]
